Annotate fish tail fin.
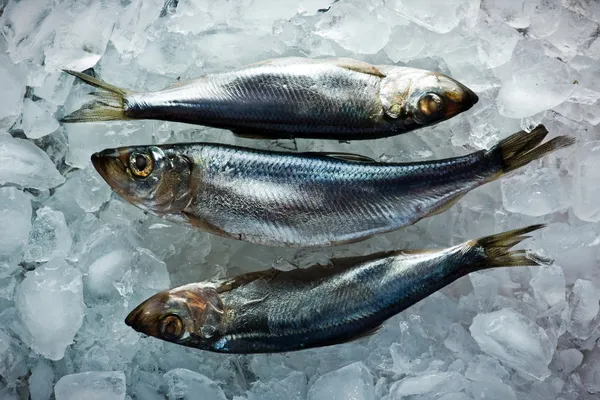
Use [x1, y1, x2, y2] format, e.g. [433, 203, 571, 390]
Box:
[61, 70, 131, 123]
[487, 124, 575, 175]
[473, 224, 551, 268]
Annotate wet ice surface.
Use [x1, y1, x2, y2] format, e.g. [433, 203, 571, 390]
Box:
[0, 0, 599, 399]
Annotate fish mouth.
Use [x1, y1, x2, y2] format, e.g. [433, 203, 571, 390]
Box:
[467, 88, 479, 106]
[125, 294, 168, 337]
[91, 149, 132, 194]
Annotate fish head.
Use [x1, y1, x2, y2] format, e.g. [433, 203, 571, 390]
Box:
[91, 145, 194, 215]
[125, 284, 225, 347]
[382, 69, 478, 128]
[405, 72, 478, 125]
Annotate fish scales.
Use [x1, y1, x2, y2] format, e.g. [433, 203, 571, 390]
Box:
[62, 57, 479, 140]
[125, 226, 549, 353]
[91, 125, 574, 247]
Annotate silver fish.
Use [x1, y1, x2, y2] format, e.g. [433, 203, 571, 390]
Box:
[91, 124, 573, 247]
[124, 225, 549, 353]
[61, 57, 478, 140]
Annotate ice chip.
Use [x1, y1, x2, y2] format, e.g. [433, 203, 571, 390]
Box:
[54, 371, 126, 400]
[573, 140, 600, 222]
[85, 250, 132, 299]
[34, 71, 75, 106]
[15, 259, 85, 360]
[557, 348, 583, 375]
[22, 99, 59, 139]
[43, 1, 118, 71]
[73, 167, 112, 213]
[0, 135, 65, 190]
[29, 360, 54, 400]
[0, 328, 28, 386]
[247, 372, 307, 400]
[567, 279, 600, 340]
[0, 187, 31, 277]
[164, 369, 227, 400]
[389, 372, 468, 397]
[469, 381, 517, 400]
[529, 264, 566, 307]
[496, 40, 577, 118]
[465, 355, 509, 383]
[315, 2, 390, 54]
[501, 163, 571, 217]
[481, 0, 529, 28]
[0, 54, 26, 130]
[24, 207, 72, 263]
[469, 308, 554, 380]
[308, 362, 374, 400]
[386, 0, 470, 34]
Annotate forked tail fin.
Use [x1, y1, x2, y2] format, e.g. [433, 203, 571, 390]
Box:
[487, 125, 575, 174]
[60, 70, 131, 123]
[474, 224, 551, 268]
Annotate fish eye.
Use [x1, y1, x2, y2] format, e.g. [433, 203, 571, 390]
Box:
[159, 314, 184, 341]
[418, 93, 444, 117]
[129, 152, 154, 178]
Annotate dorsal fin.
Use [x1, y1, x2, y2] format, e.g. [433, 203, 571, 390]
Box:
[301, 151, 377, 163]
[335, 58, 386, 77]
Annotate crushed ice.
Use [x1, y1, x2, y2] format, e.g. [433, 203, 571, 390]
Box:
[0, 0, 599, 398]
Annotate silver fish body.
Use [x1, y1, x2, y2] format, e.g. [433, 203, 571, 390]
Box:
[91, 125, 574, 247]
[124, 225, 547, 353]
[63, 58, 478, 140]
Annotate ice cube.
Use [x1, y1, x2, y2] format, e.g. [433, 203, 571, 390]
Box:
[54, 371, 126, 400]
[567, 279, 600, 340]
[33, 71, 75, 106]
[307, 361, 374, 400]
[544, 9, 599, 60]
[501, 162, 571, 217]
[22, 99, 60, 139]
[579, 345, 600, 394]
[24, 207, 72, 263]
[64, 122, 154, 169]
[0, 135, 65, 190]
[389, 372, 468, 397]
[315, 2, 390, 54]
[0, 54, 26, 130]
[85, 250, 132, 300]
[468, 381, 517, 400]
[0, 187, 31, 277]
[529, 264, 566, 308]
[15, 259, 85, 360]
[438, 394, 472, 400]
[527, 0, 562, 38]
[496, 40, 577, 118]
[573, 140, 600, 222]
[472, 18, 521, 69]
[469, 308, 554, 380]
[164, 369, 227, 400]
[29, 359, 54, 400]
[465, 355, 509, 383]
[43, 0, 118, 72]
[246, 372, 307, 400]
[0, 328, 28, 386]
[481, 0, 529, 28]
[72, 167, 112, 213]
[557, 348, 583, 375]
[386, 0, 470, 33]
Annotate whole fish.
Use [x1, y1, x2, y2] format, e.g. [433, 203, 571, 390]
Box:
[61, 57, 478, 140]
[91, 125, 573, 247]
[125, 225, 548, 353]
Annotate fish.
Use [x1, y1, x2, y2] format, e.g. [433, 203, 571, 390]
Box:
[124, 225, 550, 353]
[60, 57, 478, 140]
[91, 124, 574, 247]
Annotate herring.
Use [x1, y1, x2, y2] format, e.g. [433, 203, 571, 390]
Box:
[61, 57, 478, 140]
[124, 225, 550, 353]
[90, 124, 574, 247]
